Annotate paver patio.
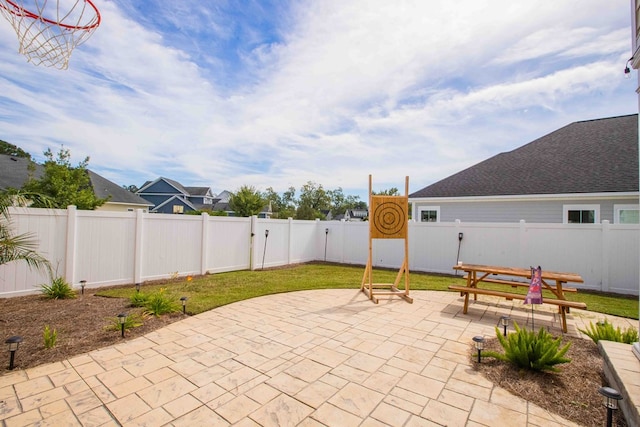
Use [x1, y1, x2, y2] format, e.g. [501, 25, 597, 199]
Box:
[0, 289, 636, 426]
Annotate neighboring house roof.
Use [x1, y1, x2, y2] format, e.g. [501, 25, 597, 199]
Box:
[87, 171, 152, 207]
[410, 114, 639, 198]
[184, 186, 211, 197]
[346, 209, 368, 220]
[0, 154, 150, 207]
[215, 190, 232, 202]
[212, 201, 231, 212]
[0, 155, 42, 190]
[137, 177, 189, 195]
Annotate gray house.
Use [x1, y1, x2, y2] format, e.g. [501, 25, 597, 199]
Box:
[0, 154, 152, 212]
[409, 114, 639, 224]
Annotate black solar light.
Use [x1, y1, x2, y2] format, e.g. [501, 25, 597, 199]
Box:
[261, 230, 269, 270]
[135, 283, 140, 293]
[324, 228, 329, 261]
[598, 386, 622, 427]
[472, 336, 485, 363]
[180, 296, 188, 314]
[5, 336, 23, 370]
[80, 280, 86, 295]
[499, 316, 510, 337]
[117, 313, 127, 338]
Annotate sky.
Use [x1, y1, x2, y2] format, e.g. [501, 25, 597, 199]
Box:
[0, 0, 637, 202]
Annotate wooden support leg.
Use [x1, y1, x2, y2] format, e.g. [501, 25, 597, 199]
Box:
[560, 307, 567, 333]
[463, 292, 470, 313]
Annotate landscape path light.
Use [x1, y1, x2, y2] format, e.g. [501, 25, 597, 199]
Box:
[135, 283, 140, 293]
[261, 229, 269, 270]
[598, 386, 622, 427]
[117, 313, 127, 338]
[5, 336, 23, 370]
[180, 296, 188, 314]
[499, 315, 510, 337]
[472, 336, 485, 363]
[80, 280, 86, 295]
[324, 228, 329, 261]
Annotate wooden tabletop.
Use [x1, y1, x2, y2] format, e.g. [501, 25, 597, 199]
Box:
[453, 263, 583, 283]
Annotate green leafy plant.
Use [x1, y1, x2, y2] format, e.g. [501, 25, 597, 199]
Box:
[483, 321, 572, 372]
[579, 319, 639, 344]
[104, 312, 145, 332]
[144, 288, 179, 317]
[40, 277, 76, 299]
[43, 325, 57, 349]
[130, 292, 149, 307]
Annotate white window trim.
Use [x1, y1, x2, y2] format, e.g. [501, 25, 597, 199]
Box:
[418, 206, 440, 223]
[613, 204, 640, 224]
[563, 204, 599, 224]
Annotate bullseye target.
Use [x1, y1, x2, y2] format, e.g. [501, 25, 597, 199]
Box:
[370, 196, 408, 239]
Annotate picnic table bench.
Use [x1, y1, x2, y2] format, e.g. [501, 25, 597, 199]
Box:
[448, 263, 586, 332]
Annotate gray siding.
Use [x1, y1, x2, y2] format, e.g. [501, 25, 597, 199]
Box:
[414, 198, 638, 223]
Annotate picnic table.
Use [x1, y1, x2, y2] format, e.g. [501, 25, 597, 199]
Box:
[448, 263, 586, 332]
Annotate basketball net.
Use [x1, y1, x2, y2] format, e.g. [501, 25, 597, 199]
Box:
[0, 0, 100, 70]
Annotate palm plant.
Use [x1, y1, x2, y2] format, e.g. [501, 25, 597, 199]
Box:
[0, 192, 52, 276]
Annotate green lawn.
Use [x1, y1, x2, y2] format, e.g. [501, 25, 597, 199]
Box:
[97, 263, 639, 320]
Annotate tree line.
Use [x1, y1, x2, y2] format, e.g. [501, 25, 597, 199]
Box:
[1, 140, 399, 219]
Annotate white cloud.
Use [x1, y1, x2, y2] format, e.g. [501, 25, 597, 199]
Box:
[0, 0, 636, 199]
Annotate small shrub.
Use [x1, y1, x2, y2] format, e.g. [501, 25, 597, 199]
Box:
[579, 320, 639, 345]
[43, 325, 57, 349]
[144, 288, 179, 317]
[483, 321, 571, 372]
[130, 292, 149, 307]
[40, 277, 76, 299]
[104, 313, 145, 332]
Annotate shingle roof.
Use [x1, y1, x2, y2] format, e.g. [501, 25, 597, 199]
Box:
[87, 171, 152, 206]
[0, 154, 150, 206]
[0, 155, 42, 190]
[410, 114, 639, 198]
[184, 186, 210, 196]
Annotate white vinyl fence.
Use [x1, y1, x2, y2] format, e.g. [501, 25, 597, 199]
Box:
[1, 207, 638, 297]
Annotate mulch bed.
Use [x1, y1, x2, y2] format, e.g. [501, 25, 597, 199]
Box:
[474, 335, 628, 427]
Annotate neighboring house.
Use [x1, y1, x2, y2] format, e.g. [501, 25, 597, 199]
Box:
[344, 209, 368, 221]
[136, 177, 211, 214]
[211, 189, 232, 215]
[0, 154, 152, 212]
[409, 114, 639, 224]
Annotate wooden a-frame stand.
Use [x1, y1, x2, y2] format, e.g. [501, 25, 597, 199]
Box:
[361, 175, 413, 304]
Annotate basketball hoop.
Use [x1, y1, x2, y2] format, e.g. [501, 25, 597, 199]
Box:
[0, 0, 101, 70]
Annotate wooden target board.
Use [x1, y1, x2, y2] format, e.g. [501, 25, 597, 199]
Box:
[370, 195, 408, 239]
[361, 175, 413, 304]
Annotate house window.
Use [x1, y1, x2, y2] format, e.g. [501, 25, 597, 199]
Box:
[563, 204, 598, 224]
[173, 205, 184, 214]
[614, 204, 640, 224]
[418, 206, 439, 223]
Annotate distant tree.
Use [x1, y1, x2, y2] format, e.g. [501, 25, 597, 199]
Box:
[22, 147, 108, 210]
[0, 140, 31, 159]
[295, 205, 320, 220]
[328, 187, 365, 217]
[297, 181, 330, 219]
[264, 186, 296, 219]
[372, 187, 400, 196]
[123, 184, 139, 193]
[229, 185, 266, 217]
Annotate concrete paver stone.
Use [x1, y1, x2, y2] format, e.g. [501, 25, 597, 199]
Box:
[0, 289, 628, 426]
